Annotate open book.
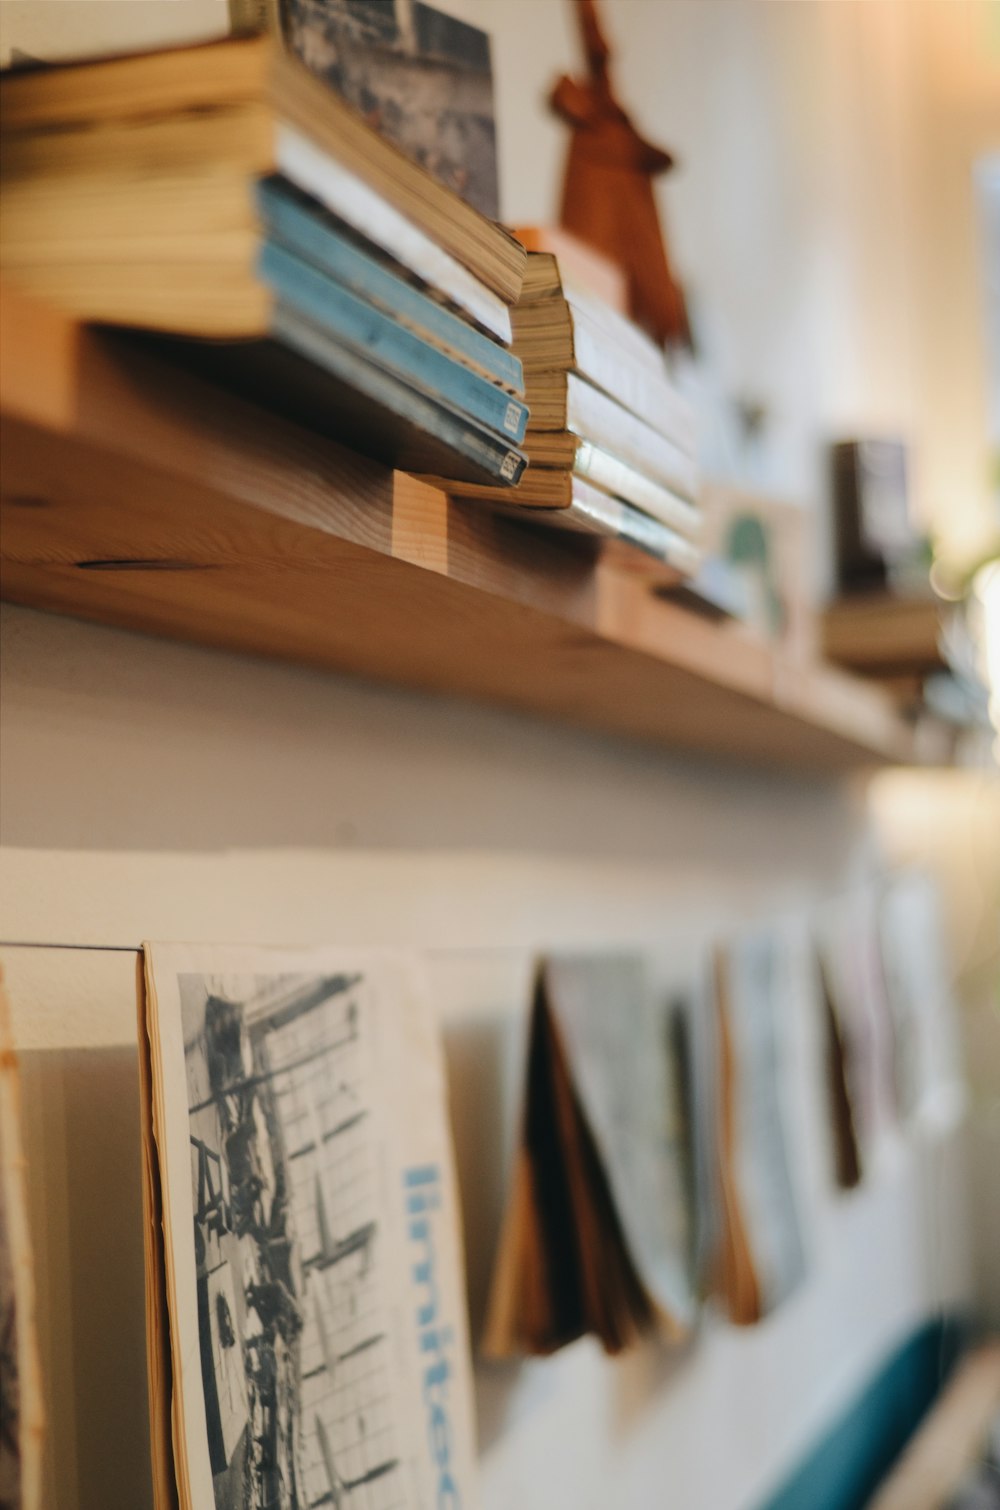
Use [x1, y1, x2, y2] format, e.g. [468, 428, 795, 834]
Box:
[482, 955, 701, 1357]
[140, 944, 477, 1510]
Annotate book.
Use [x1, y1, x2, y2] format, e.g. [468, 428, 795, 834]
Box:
[523, 372, 696, 499]
[483, 956, 699, 1357]
[167, 302, 527, 485]
[257, 176, 524, 392]
[283, 0, 501, 219]
[258, 239, 529, 442]
[514, 298, 694, 445]
[435, 441, 700, 538]
[0, 36, 525, 338]
[816, 893, 900, 1158]
[0, 974, 44, 1510]
[711, 933, 807, 1324]
[517, 252, 669, 371]
[514, 227, 627, 311]
[878, 872, 964, 1129]
[831, 439, 914, 594]
[141, 943, 478, 1510]
[484, 475, 702, 577]
[655, 557, 753, 622]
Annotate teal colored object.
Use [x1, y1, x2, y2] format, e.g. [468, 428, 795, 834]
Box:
[256, 177, 524, 395]
[760, 1316, 969, 1510]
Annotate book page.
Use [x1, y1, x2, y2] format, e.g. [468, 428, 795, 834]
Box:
[724, 933, 807, 1315]
[542, 955, 699, 1336]
[143, 944, 477, 1510]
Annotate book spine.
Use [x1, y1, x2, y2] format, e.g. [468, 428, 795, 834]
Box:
[572, 441, 700, 538]
[563, 374, 697, 500]
[256, 178, 524, 394]
[259, 240, 529, 443]
[566, 311, 694, 450]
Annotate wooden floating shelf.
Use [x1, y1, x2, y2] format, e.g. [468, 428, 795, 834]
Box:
[0, 287, 936, 772]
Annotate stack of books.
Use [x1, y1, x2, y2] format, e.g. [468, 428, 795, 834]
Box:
[0, 34, 529, 487]
[434, 249, 702, 577]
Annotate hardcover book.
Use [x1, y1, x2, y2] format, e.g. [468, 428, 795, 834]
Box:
[141, 943, 478, 1510]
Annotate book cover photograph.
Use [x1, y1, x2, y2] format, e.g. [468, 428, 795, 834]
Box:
[142, 944, 477, 1510]
[282, 0, 501, 218]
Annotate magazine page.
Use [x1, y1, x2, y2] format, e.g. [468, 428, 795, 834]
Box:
[542, 954, 699, 1336]
[143, 943, 477, 1510]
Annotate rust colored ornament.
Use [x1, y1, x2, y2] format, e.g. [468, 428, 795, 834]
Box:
[550, 0, 691, 349]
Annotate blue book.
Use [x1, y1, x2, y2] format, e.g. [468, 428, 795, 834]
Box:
[255, 176, 524, 396]
[177, 301, 528, 487]
[257, 240, 530, 445]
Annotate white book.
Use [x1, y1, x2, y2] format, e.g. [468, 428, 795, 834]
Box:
[526, 373, 698, 501]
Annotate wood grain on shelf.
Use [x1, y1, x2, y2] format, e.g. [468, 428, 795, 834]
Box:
[869, 1343, 1000, 1510]
[0, 286, 923, 770]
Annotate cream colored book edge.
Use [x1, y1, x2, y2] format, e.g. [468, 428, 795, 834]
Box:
[0, 973, 45, 1510]
[137, 964, 181, 1510]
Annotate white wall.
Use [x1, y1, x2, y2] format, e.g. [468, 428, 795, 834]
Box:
[0, 605, 978, 1510]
